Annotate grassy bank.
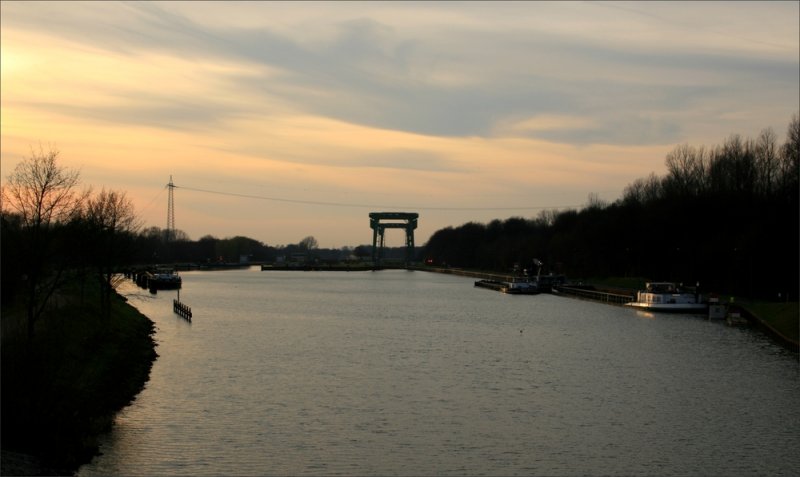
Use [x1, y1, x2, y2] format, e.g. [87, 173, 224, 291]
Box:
[736, 300, 799, 350]
[1, 282, 158, 475]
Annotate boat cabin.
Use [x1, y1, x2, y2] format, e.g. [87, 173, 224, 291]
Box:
[638, 282, 700, 305]
[645, 282, 680, 294]
[626, 282, 707, 312]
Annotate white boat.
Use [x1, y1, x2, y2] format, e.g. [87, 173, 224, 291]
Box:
[624, 282, 707, 313]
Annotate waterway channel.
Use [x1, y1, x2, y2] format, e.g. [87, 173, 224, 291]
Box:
[79, 268, 799, 476]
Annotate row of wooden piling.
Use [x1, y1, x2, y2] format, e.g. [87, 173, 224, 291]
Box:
[173, 299, 192, 321]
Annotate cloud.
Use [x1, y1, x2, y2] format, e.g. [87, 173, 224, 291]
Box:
[348, 149, 464, 172]
[12, 95, 230, 133]
[3, 1, 798, 249]
[3, 1, 797, 148]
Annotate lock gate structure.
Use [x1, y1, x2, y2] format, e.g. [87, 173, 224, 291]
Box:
[369, 212, 418, 266]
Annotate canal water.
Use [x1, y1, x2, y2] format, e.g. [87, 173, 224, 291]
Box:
[79, 268, 799, 476]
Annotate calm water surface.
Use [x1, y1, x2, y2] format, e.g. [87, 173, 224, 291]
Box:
[79, 268, 799, 476]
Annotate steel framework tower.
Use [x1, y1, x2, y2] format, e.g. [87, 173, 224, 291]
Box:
[369, 212, 418, 266]
[166, 175, 175, 241]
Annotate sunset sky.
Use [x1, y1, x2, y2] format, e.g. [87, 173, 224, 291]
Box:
[2, 1, 798, 248]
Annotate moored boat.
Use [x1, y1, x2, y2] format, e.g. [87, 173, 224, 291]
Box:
[146, 269, 182, 290]
[475, 277, 539, 294]
[624, 282, 706, 313]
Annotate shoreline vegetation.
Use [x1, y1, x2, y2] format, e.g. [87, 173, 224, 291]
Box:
[734, 300, 799, 352]
[1, 282, 157, 476]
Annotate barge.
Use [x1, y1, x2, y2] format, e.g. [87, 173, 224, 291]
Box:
[475, 277, 539, 294]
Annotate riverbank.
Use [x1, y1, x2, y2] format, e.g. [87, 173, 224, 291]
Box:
[1, 284, 158, 475]
[585, 278, 799, 349]
[732, 300, 799, 352]
[418, 268, 798, 351]
[568, 277, 799, 351]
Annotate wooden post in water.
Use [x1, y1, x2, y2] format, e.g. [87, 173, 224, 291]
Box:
[173, 296, 192, 321]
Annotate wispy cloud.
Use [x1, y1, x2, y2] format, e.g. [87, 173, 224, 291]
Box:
[4, 1, 798, 144]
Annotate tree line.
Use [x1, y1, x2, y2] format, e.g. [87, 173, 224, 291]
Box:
[3, 113, 797, 333]
[2, 147, 144, 341]
[422, 113, 799, 300]
[1, 146, 400, 342]
[126, 230, 399, 265]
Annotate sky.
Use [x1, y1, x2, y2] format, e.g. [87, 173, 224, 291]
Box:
[2, 1, 798, 248]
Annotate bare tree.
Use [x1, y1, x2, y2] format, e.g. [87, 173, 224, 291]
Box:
[779, 112, 799, 200]
[585, 192, 608, 210]
[83, 189, 140, 319]
[299, 235, 319, 250]
[2, 145, 83, 229]
[535, 209, 560, 228]
[753, 128, 778, 197]
[1, 145, 87, 341]
[664, 143, 707, 197]
[622, 172, 663, 205]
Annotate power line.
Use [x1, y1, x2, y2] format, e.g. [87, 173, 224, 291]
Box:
[172, 184, 581, 211]
[139, 185, 166, 217]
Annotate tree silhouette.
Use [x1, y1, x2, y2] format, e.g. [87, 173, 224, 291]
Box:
[1, 146, 87, 340]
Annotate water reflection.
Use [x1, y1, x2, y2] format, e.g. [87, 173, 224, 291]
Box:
[80, 269, 800, 476]
[634, 310, 657, 320]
